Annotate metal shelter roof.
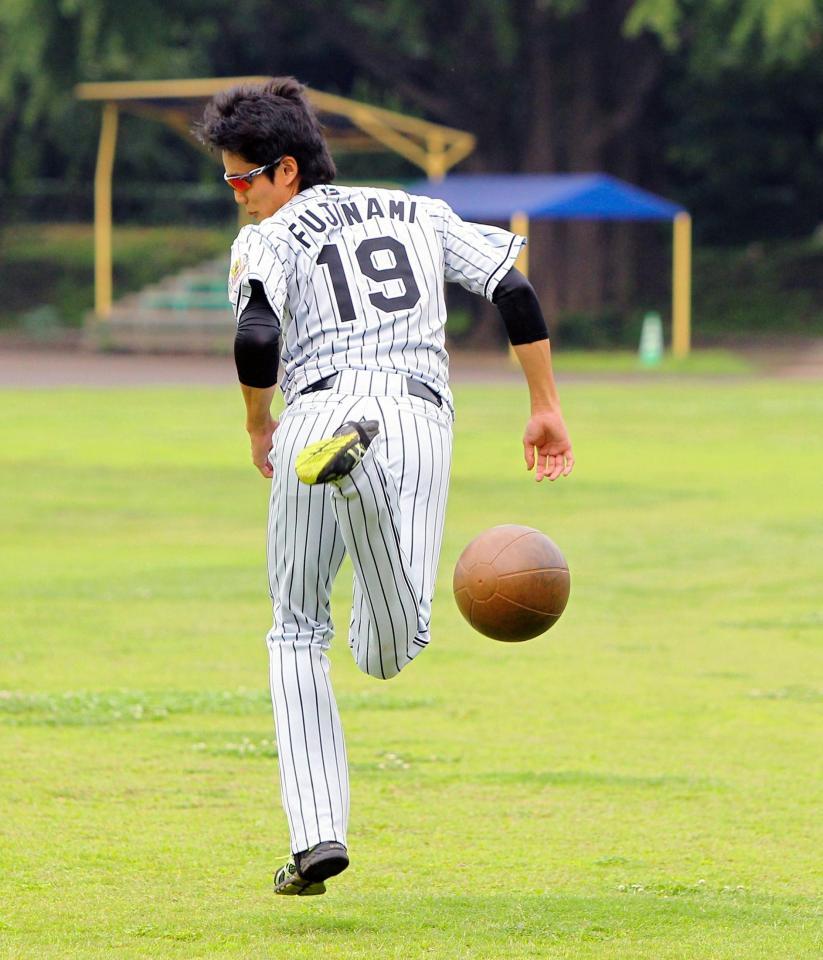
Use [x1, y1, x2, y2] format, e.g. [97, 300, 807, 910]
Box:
[407, 171, 693, 359]
[75, 77, 476, 179]
[407, 173, 685, 221]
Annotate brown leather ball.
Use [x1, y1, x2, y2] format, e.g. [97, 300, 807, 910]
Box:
[453, 525, 570, 642]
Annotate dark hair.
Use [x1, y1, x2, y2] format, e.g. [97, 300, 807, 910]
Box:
[195, 77, 336, 188]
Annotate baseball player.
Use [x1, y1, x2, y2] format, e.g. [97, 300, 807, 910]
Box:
[197, 78, 573, 897]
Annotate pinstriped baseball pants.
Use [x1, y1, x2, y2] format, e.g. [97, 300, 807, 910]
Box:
[265, 373, 453, 854]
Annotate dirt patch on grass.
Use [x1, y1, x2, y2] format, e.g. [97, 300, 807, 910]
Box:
[0, 340, 820, 389]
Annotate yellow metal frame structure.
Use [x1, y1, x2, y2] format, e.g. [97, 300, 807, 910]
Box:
[508, 211, 692, 357]
[93, 102, 118, 322]
[75, 77, 477, 318]
[672, 212, 692, 357]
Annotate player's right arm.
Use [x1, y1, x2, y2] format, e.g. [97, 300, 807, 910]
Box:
[236, 281, 281, 478]
[228, 229, 288, 478]
[241, 382, 278, 479]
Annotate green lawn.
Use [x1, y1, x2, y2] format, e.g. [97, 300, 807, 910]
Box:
[551, 349, 754, 375]
[0, 380, 821, 959]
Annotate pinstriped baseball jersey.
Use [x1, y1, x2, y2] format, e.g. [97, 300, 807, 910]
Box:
[227, 182, 525, 863]
[227, 184, 525, 406]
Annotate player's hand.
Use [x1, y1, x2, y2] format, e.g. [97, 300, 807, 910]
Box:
[523, 410, 574, 482]
[247, 418, 278, 478]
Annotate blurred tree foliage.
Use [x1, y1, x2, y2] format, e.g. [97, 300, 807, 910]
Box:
[626, 0, 823, 63]
[630, 0, 823, 242]
[0, 0, 362, 185]
[2, 0, 823, 332]
[3, 0, 822, 199]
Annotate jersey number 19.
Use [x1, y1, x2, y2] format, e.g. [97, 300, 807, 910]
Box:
[317, 236, 421, 322]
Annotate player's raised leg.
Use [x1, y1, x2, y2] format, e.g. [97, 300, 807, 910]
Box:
[305, 397, 453, 680]
[293, 409, 422, 679]
[331, 440, 421, 679]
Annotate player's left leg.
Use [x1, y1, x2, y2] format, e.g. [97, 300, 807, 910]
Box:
[337, 395, 453, 679]
[289, 384, 452, 680]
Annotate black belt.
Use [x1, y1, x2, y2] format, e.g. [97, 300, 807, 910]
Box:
[301, 373, 442, 407]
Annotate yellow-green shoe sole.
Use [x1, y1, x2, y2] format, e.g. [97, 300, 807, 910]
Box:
[295, 431, 362, 485]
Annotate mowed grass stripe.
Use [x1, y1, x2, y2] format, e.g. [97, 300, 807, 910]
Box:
[0, 380, 821, 959]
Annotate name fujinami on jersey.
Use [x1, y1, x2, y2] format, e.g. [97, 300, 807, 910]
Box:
[228, 184, 523, 408]
[286, 195, 418, 250]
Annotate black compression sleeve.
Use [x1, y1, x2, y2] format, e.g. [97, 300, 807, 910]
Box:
[492, 267, 550, 345]
[235, 280, 281, 388]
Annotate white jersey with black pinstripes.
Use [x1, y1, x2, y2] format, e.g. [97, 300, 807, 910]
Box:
[227, 184, 525, 407]
[229, 184, 524, 862]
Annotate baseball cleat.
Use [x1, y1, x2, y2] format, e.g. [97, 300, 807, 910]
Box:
[274, 841, 349, 897]
[295, 420, 379, 485]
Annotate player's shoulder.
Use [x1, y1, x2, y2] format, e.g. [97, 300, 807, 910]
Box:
[329, 182, 399, 200]
[233, 219, 291, 248]
[404, 191, 454, 222]
[231, 219, 297, 273]
[358, 186, 458, 233]
[326, 181, 432, 206]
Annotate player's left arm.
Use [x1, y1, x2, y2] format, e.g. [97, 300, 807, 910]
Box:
[492, 268, 574, 482]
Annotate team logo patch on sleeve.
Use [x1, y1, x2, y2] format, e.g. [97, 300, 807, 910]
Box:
[229, 252, 249, 295]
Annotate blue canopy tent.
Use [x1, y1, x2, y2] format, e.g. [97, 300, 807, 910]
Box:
[408, 173, 692, 355]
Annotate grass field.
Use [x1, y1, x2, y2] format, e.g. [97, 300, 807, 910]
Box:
[0, 378, 821, 959]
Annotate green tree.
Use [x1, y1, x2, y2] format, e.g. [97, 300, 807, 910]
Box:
[304, 0, 823, 326]
[298, 0, 666, 327]
[0, 0, 356, 188]
[0, 0, 217, 187]
[626, 0, 823, 65]
[4, 0, 823, 330]
[628, 0, 823, 243]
